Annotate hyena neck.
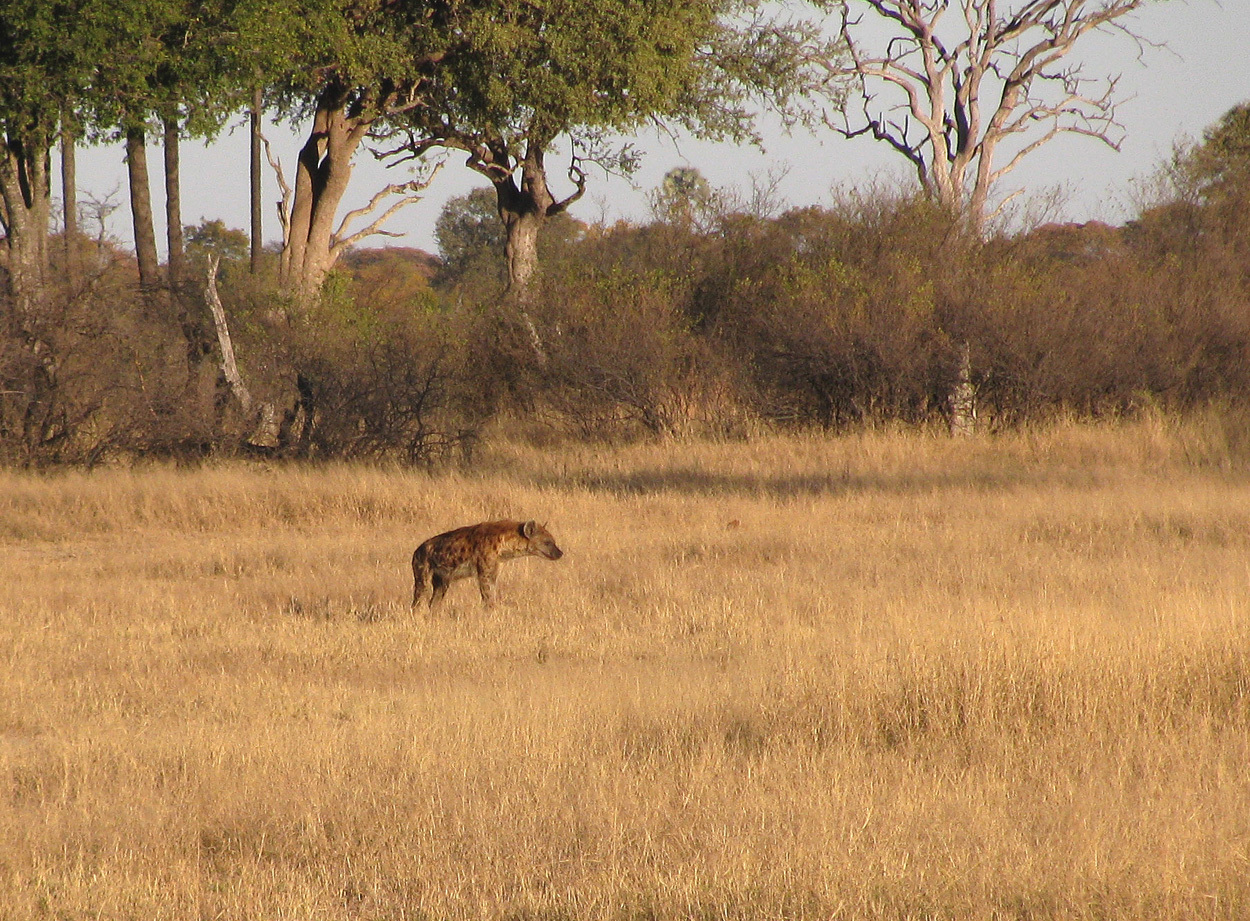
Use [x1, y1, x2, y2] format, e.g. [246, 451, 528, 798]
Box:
[495, 535, 530, 560]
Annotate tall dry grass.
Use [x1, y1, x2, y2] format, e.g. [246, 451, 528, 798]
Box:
[2, 417, 1249, 919]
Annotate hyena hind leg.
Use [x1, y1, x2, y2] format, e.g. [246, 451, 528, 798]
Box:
[411, 553, 433, 609]
[429, 572, 450, 610]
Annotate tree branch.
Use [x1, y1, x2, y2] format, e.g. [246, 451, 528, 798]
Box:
[329, 162, 443, 257]
[259, 128, 292, 248]
[548, 156, 588, 216]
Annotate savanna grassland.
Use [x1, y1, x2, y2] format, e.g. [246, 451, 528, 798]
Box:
[2, 421, 1250, 920]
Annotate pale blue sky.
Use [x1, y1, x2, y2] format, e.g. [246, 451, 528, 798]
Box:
[71, 0, 1250, 258]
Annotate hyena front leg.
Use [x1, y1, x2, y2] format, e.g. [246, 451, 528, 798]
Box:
[475, 562, 499, 608]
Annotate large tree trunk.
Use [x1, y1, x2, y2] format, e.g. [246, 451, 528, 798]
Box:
[494, 180, 546, 361]
[490, 144, 582, 362]
[125, 126, 161, 299]
[0, 131, 51, 316]
[502, 205, 543, 294]
[279, 82, 370, 303]
[250, 84, 263, 274]
[60, 121, 79, 288]
[1, 129, 57, 463]
[163, 116, 187, 297]
[494, 145, 557, 298]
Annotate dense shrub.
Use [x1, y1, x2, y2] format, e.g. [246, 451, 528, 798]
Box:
[282, 286, 479, 463]
[0, 244, 227, 465]
[3, 172, 1248, 464]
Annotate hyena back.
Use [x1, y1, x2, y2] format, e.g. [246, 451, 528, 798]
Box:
[411, 519, 563, 610]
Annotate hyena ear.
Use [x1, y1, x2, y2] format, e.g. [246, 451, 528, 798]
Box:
[522, 520, 537, 539]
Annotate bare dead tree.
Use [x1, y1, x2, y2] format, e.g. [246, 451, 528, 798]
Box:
[815, 0, 1162, 234]
[203, 254, 252, 414]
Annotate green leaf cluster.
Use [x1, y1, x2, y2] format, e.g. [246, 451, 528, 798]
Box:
[444, 0, 719, 143]
[1182, 102, 1250, 202]
[404, 0, 819, 160]
[0, 0, 100, 135]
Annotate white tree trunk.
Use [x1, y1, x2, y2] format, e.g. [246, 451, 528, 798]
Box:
[949, 341, 976, 437]
[205, 255, 280, 448]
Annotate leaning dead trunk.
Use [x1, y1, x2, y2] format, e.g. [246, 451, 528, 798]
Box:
[204, 255, 280, 448]
[204, 255, 250, 413]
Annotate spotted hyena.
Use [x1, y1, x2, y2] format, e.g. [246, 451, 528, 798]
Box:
[411, 520, 564, 610]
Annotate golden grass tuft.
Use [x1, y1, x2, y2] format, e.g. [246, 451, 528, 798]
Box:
[2, 419, 1250, 919]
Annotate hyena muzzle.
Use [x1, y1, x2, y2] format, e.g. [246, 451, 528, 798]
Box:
[411, 519, 563, 610]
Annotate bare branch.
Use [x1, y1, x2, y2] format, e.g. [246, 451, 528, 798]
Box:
[818, 0, 1159, 231]
[329, 162, 443, 257]
[259, 129, 292, 248]
[548, 156, 588, 216]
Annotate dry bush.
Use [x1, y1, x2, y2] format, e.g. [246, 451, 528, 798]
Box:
[0, 255, 227, 466]
[2, 423, 1250, 919]
[11, 174, 1250, 464]
[961, 221, 1250, 424]
[284, 294, 479, 463]
[609, 184, 1250, 431]
[528, 267, 742, 437]
[706, 200, 960, 427]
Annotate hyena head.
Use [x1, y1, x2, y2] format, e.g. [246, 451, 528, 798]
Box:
[522, 520, 563, 561]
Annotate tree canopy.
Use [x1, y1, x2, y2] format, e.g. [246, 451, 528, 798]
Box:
[385, 0, 824, 294]
[1176, 102, 1250, 204]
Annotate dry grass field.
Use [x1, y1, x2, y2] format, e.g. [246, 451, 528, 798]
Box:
[2, 418, 1250, 919]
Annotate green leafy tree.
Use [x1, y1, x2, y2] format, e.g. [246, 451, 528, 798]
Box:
[187, 219, 250, 268]
[1131, 101, 1250, 258]
[434, 187, 506, 289]
[0, 0, 99, 313]
[267, 0, 450, 303]
[651, 166, 720, 231]
[1172, 102, 1250, 206]
[389, 0, 821, 300]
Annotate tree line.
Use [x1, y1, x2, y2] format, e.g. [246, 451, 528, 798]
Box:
[3, 0, 1243, 466]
